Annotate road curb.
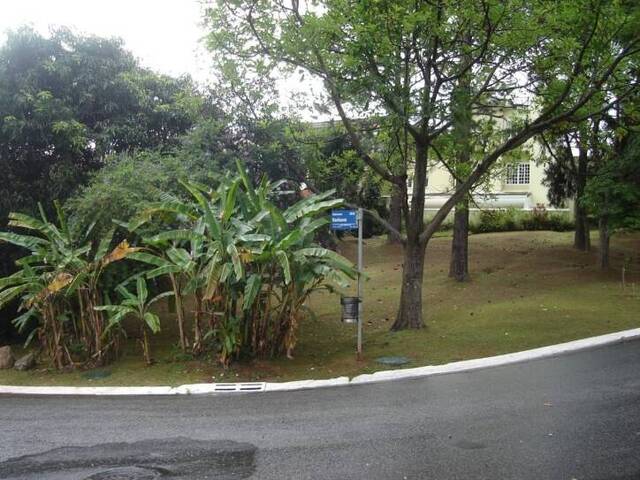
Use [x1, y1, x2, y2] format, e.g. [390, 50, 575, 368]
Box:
[1, 328, 639, 396]
[351, 327, 640, 385]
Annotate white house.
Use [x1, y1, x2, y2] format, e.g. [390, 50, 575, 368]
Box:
[311, 113, 570, 214]
[417, 151, 555, 212]
[409, 109, 570, 214]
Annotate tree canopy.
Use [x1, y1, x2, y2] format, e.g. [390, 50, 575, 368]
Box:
[0, 27, 203, 221]
[205, 0, 640, 329]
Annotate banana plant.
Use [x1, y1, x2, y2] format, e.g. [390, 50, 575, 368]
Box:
[95, 277, 172, 365]
[227, 161, 356, 358]
[129, 174, 251, 356]
[0, 203, 139, 368]
[119, 161, 356, 365]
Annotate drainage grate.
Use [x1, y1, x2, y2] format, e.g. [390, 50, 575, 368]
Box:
[212, 382, 266, 393]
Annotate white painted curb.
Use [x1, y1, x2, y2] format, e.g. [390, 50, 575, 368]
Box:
[1, 328, 638, 396]
[264, 376, 350, 392]
[0, 386, 174, 396]
[351, 327, 640, 385]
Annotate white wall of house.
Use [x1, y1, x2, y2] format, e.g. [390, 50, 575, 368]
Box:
[407, 112, 571, 213]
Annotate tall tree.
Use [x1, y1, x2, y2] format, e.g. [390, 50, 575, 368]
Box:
[448, 42, 473, 282]
[540, 124, 594, 251]
[584, 132, 640, 269]
[0, 27, 202, 222]
[0, 27, 204, 336]
[205, 0, 640, 329]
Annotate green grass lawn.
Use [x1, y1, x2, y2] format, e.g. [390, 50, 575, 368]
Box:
[2, 230, 639, 386]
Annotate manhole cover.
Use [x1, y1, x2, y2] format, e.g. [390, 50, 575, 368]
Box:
[85, 466, 165, 480]
[82, 369, 112, 380]
[375, 356, 410, 366]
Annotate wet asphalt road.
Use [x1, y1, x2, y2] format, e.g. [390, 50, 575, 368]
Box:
[1, 340, 640, 480]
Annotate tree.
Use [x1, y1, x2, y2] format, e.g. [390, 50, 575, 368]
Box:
[584, 132, 640, 269]
[0, 27, 206, 336]
[0, 27, 202, 224]
[540, 126, 593, 251]
[448, 54, 473, 282]
[291, 120, 390, 238]
[205, 0, 639, 329]
[64, 149, 220, 242]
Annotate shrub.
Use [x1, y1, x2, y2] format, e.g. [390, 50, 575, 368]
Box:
[544, 213, 574, 232]
[471, 207, 573, 234]
[471, 208, 521, 233]
[0, 163, 356, 369]
[124, 160, 356, 365]
[0, 205, 139, 368]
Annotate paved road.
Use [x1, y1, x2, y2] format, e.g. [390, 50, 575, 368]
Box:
[1, 341, 640, 480]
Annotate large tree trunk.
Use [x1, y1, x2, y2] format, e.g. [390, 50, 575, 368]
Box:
[392, 143, 428, 331]
[574, 204, 591, 251]
[449, 197, 470, 282]
[574, 149, 591, 251]
[598, 215, 610, 270]
[392, 239, 426, 330]
[448, 44, 472, 282]
[387, 186, 403, 244]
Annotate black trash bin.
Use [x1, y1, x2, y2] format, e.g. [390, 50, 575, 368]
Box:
[341, 296, 360, 324]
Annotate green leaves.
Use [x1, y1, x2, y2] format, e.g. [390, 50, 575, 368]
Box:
[222, 178, 240, 223]
[127, 251, 169, 268]
[296, 247, 356, 277]
[96, 278, 170, 338]
[0, 284, 29, 309]
[136, 276, 148, 305]
[243, 274, 262, 310]
[143, 312, 161, 334]
[283, 189, 338, 222]
[0, 232, 47, 250]
[227, 243, 244, 279]
[275, 250, 291, 284]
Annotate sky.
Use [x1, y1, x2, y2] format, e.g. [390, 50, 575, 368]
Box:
[0, 0, 214, 83]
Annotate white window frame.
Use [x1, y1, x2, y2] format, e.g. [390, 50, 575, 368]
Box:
[506, 163, 530, 185]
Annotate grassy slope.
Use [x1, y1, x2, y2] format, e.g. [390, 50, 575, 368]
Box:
[1, 231, 638, 386]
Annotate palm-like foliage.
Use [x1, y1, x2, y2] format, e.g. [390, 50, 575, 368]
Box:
[129, 161, 355, 364]
[1, 163, 355, 368]
[0, 203, 138, 368]
[95, 277, 172, 365]
[231, 163, 355, 359]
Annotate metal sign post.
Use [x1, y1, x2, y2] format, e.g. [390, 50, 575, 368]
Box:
[331, 208, 364, 360]
[356, 208, 363, 360]
[330, 209, 358, 230]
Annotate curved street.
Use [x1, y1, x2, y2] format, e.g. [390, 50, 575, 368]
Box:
[1, 340, 640, 479]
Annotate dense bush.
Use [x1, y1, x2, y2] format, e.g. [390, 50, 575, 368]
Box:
[0, 206, 139, 368]
[470, 207, 573, 234]
[0, 163, 355, 368]
[65, 150, 217, 241]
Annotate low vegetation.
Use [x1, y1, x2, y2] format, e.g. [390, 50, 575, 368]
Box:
[0, 162, 355, 369]
[468, 207, 574, 234]
[1, 230, 638, 386]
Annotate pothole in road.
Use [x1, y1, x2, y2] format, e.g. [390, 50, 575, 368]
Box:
[84, 466, 166, 480]
[0, 437, 256, 479]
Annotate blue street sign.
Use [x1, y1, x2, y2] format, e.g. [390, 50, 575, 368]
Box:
[331, 209, 358, 230]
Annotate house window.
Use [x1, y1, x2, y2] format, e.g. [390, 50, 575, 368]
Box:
[506, 163, 530, 185]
